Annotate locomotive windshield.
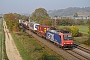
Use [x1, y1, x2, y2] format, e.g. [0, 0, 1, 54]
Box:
[64, 35, 73, 40]
[35, 25, 39, 29]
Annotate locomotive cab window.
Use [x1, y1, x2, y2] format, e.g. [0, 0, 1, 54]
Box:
[64, 35, 72, 40]
[35, 25, 38, 28]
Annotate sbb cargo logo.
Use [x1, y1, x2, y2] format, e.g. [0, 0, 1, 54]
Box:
[47, 32, 54, 41]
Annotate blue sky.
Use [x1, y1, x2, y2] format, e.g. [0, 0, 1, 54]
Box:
[0, 0, 90, 14]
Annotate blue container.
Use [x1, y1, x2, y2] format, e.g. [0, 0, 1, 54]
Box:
[46, 30, 62, 45]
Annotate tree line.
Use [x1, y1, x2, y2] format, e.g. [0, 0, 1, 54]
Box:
[3, 13, 29, 32]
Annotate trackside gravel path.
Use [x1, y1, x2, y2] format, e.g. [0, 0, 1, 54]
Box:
[3, 21, 22, 60]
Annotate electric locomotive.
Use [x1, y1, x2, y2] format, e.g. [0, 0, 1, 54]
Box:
[46, 30, 74, 48]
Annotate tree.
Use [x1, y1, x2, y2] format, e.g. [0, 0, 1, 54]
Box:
[74, 19, 84, 25]
[30, 8, 50, 24]
[70, 26, 79, 37]
[84, 26, 90, 45]
[87, 26, 90, 45]
[88, 26, 90, 39]
[74, 13, 78, 17]
[3, 13, 20, 32]
[59, 19, 74, 26]
[87, 19, 90, 25]
[42, 20, 52, 26]
[21, 15, 28, 21]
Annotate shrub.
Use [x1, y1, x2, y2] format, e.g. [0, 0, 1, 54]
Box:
[62, 27, 71, 32]
[84, 26, 90, 45]
[70, 26, 79, 37]
[87, 20, 90, 25]
[88, 26, 90, 40]
[38, 53, 60, 60]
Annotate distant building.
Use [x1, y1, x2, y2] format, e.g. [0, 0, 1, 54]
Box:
[74, 15, 90, 20]
[51, 16, 72, 19]
[0, 14, 3, 18]
[51, 15, 90, 20]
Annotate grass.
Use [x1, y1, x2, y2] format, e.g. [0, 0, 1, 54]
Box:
[77, 26, 88, 35]
[0, 18, 2, 60]
[12, 33, 33, 60]
[2, 29, 9, 60]
[12, 31, 65, 60]
[0, 34, 2, 60]
[74, 36, 88, 44]
[0, 18, 9, 60]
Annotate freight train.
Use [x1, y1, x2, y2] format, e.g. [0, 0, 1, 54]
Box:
[19, 19, 74, 48]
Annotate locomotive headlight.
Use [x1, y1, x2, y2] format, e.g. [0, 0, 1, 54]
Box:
[64, 43, 66, 44]
[71, 43, 73, 44]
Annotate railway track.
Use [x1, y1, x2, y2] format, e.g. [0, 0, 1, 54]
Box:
[22, 27, 90, 60]
[65, 50, 88, 60]
[63, 44, 90, 60]
[74, 44, 90, 54]
[71, 44, 90, 60]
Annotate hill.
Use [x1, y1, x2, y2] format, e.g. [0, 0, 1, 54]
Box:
[47, 7, 90, 17]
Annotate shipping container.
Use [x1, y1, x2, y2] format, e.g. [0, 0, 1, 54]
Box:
[37, 25, 50, 37]
[46, 30, 62, 45]
[29, 22, 39, 32]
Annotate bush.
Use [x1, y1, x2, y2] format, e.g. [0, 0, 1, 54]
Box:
[88, 26, 90, 39]
[70, 26, 79, 37]
[84, 26, 90, 45]
[62, 27, 71, 32]
[38, 53, 60, 60]
[59, 19, 74, 26]
[87, 20, 90, 25]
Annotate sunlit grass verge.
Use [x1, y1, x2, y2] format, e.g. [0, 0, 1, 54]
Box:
[11, 30, 65, 60]
[2, 31, 9, 60]
[12, 33, 33, 60]
[0, 18, 9, 60]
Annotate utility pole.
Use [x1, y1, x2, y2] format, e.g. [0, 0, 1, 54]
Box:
[29, 15, 30, 22]
[54, 16, 57, 28]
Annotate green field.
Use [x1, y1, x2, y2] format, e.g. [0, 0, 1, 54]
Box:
[77, 26, 88, 35]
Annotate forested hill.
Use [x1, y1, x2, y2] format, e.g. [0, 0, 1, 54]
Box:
[47, 7, 90, 17]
